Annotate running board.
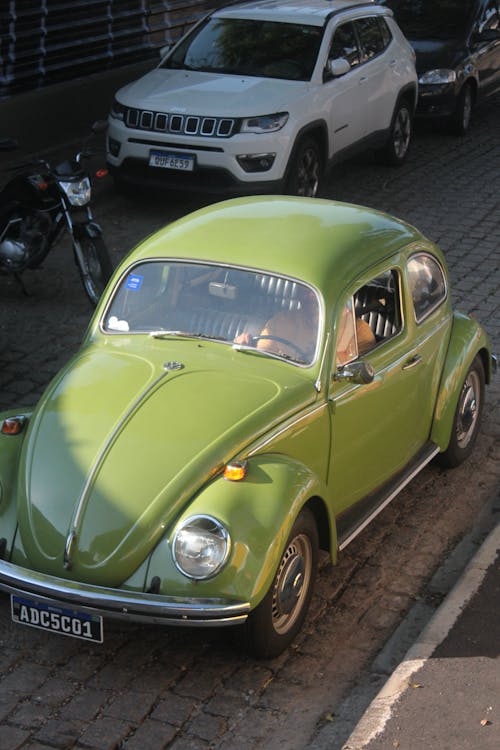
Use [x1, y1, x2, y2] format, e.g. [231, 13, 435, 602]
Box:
[337, 442, 440, 551]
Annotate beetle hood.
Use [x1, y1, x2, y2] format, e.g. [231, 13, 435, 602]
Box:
[17, 345, 315, 585]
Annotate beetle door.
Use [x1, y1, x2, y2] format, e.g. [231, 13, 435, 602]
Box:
[327, 268, 438, 515]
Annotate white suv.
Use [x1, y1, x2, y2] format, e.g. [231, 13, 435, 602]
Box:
[107, 0, 417, 196]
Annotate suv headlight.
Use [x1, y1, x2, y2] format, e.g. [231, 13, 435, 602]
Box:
[419, 69, 456, 85]
[240, 112, 289, 134]
[59, 177, 91, 206]
[172, 516, 230, 580]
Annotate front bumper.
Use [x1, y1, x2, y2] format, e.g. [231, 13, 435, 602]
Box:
[417, 82, 459, 118]
[0, 560, 250, 627]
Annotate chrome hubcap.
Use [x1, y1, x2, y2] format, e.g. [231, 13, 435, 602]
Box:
[456, 370, 480, 448]
[272, 534, 312, 635]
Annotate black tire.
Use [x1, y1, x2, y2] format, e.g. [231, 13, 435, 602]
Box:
[74, 234, 113, 307]
[450, 82, 473, 136]
[438, 355, 485, 469]
[285, 137, 323, 197]
[245, 508, 318, 658]
[382, 100, 412, 166]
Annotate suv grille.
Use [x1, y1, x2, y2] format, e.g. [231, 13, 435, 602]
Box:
[124, 108, 238, 138]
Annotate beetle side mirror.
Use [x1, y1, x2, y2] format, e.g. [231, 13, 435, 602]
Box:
[327, 57, 351, 78]
[333, 360, 375, 385]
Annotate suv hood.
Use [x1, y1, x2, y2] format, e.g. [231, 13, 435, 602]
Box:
[118, 68, 307, 117]
[17, 345, 315, 585]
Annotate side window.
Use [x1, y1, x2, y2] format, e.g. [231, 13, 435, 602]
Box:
[407, 254, 447, 323]
[378, 17, 393, 47]
[329, 22, 360, 67]
[355, 17, 386, 59]
[336, 270, 401, 366]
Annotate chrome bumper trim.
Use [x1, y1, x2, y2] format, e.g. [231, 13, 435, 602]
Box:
[0, 560, 250, 627]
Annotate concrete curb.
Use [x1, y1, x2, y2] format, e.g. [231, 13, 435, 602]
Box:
[341, 521, 500, 750]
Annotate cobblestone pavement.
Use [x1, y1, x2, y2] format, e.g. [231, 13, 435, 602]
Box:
[0, 97, 499, 750]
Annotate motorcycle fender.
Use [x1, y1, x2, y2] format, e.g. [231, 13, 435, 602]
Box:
[0, 411, 33, 558]
[147, 454, 334, 609]
[73, 221, 102, 240]
[430, 311, 491, 451]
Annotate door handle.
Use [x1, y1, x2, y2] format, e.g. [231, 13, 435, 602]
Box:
[402, 355, 422, 371]
[359, 76, 367, 84]
[389, 59, 397, 67]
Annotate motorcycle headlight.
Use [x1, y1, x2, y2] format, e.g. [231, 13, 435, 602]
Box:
[172, 516, 230, 580]
[59, 177, 91, 206]
[240, 112, 289, 134]
[419, 69, 456, 85]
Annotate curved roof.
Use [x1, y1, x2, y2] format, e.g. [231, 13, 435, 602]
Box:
[130, 197, 424, 295]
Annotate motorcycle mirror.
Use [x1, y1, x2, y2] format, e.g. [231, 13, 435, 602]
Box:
[91, 120, 108, 134]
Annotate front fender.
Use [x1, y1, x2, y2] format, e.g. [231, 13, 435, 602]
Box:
[147, 454, 332, 610]
[73, 220, 102, 240]
[431, 311, 491, 451]
[0, 410, 33, 556]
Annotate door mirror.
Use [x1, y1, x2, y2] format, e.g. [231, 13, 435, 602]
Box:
[328, 57, 351, 78]
[160, 44, 172, 59]
[333, 360, 375, 385]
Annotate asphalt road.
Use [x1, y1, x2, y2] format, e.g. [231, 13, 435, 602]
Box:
[0, 97, 499, 750]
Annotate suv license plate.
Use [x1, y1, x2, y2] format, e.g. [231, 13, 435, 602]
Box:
[11, 595, 103, 643]
[149, 150, 195, 171]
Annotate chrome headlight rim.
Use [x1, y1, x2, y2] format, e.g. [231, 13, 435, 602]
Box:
[172, 514, 231, 581]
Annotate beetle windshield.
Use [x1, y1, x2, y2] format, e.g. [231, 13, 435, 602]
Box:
[162, 18, 323, 81]
[104, 261, 321, 366]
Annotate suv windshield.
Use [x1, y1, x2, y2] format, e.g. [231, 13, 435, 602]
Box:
[162, 17, 323, 80]
[104, 261, 320, 366]
[382, 1, 475, 40]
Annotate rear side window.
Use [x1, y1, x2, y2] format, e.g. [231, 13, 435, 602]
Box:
[355, 17, 390, 59]
[407, 254, 447, 322]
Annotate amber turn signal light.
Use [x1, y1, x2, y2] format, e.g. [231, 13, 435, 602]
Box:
[1, 416, 27, 435]
[223, 461, 247, 481]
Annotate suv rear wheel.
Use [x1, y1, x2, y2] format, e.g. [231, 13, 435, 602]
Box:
[285, 137, 323, 197]
[383, 100, 412, 166]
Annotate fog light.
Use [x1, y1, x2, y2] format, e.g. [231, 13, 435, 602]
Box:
[108, 137, 121, 157]
[236, 153, 276, 173]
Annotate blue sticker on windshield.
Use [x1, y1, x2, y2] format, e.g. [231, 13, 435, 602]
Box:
[126, 274, 143, 291]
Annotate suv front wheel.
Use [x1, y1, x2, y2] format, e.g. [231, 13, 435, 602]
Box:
[382, 100, 412, 166]
[285, 137, 323, 197]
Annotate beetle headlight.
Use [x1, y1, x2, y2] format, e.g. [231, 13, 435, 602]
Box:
[240, 112, 289, 134]
[172, 516, 230, 580]
[59, 177, 91, 206]
[419, 69, 456, 85]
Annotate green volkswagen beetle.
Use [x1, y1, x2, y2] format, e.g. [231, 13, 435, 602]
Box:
[0, 197, 495, 657]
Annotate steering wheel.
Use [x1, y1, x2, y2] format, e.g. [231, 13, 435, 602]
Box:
[253, 334, 308, 361]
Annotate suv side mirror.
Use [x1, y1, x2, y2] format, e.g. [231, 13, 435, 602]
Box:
[333, 360, 375, 385]
[160, 44, 172, 59]
[328, 57, 351, 78]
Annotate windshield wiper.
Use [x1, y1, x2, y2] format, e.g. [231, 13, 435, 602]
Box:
[232, 343, 298, 362]
[150, 330, 228, 342]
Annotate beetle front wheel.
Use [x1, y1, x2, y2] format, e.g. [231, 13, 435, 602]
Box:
[438, 355, 485, 468]
[245, 508, 318, 658]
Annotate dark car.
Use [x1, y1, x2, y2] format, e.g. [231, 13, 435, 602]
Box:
[379, 0, 500, 133]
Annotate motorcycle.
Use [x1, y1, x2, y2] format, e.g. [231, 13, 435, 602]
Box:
[0, 121, 113, 306]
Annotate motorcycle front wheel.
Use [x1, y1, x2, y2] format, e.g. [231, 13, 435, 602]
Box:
[74, 234, 113, 307]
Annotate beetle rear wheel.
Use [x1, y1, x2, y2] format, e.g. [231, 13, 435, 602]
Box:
[245, 508, 318, 658]
[438, 355, 485, 468]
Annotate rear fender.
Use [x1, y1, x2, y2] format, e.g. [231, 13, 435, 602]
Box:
[147, 454, 334, 609]
[431, 312, 491, 451]
[0, 410, 33, 557]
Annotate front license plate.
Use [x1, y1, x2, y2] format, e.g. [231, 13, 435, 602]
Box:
[11, 595, 103, 643]
[149, 150, 195, 171]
